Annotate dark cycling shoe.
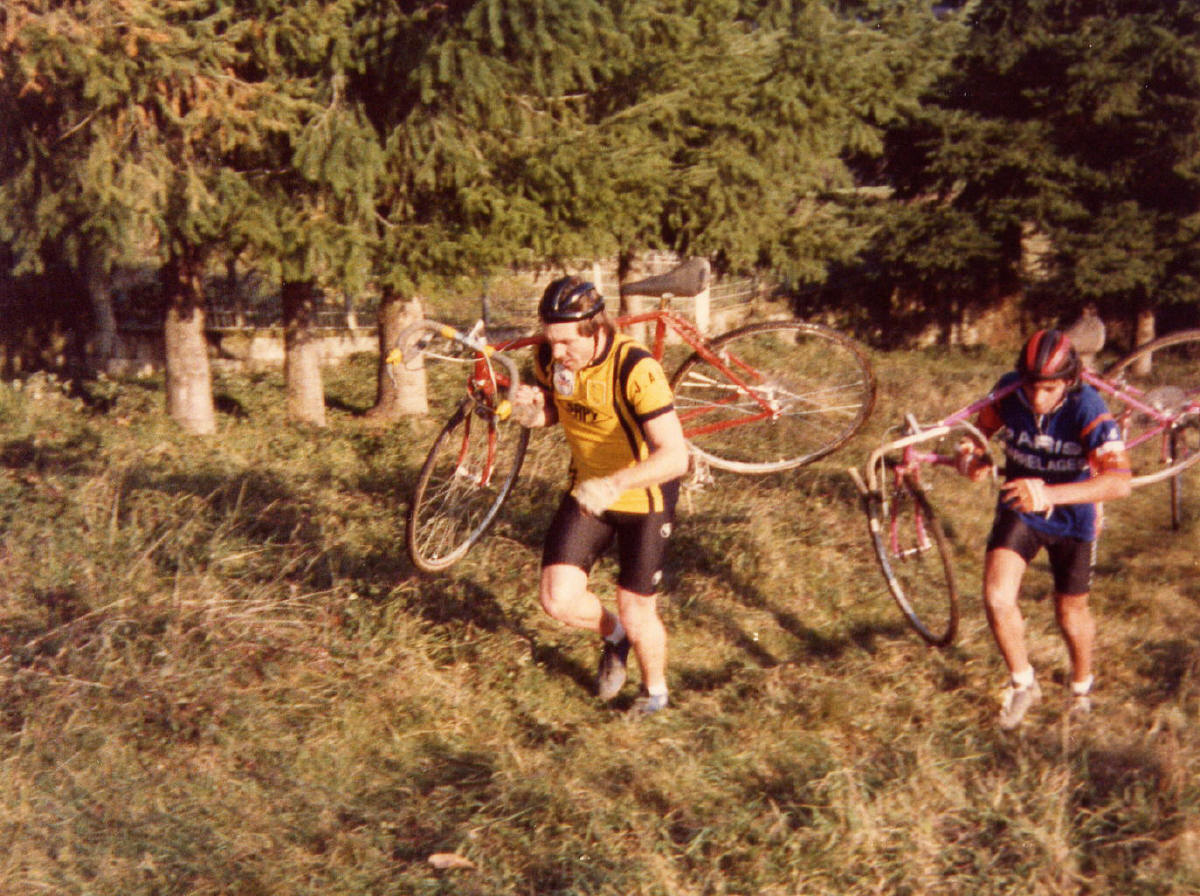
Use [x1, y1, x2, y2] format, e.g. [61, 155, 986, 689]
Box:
[596, 637, 631, 701]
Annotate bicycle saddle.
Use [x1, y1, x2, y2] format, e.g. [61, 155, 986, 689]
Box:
[619, 257, 710, 298]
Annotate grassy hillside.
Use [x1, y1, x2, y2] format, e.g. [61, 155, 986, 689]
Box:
[1, 345, 1196, 895]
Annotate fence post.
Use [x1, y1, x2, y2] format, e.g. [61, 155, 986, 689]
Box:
[624, 293, 651, 345]
[693, 260, 712, 336]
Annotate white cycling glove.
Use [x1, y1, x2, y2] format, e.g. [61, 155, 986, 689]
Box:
[1025, 478, 1052, 514]
[510, 386, 546, 428]
[1007, 478, 1053, 514]
[511, 399, 542, 428]
[572, 476, 624, 516]
[954, 437, 993, 481]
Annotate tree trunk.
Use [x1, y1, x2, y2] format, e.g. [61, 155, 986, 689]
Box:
[225, 258, 245, 327]
[1133, 308, 1156, 376]
[367, 290, 428, 420]
[161, 251, 216, 434]
[86, 264, 123, 376]
[282, 279, 326, 427]
[616, 250, 636, 313]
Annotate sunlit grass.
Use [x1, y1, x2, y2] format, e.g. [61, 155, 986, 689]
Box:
[0, 346, 1197, 895]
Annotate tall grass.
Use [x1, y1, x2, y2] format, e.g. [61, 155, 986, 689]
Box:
[1, 349, 1197, 895]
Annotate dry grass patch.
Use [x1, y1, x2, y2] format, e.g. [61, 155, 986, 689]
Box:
[1, 346, 1198, 895]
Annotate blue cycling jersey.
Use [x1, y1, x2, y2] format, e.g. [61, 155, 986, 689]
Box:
[977, 371, 1125, 541]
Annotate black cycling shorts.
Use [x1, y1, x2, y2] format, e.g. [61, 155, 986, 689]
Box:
[541, 481, 679, 596]
[986, 508, 1095, 596]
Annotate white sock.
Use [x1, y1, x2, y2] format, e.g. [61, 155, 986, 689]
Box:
[1011, 665, 1035, 689]
[605, 619, 626, 644]
[1071, 675, 1094, 696]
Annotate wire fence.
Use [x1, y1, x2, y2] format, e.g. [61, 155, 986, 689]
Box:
[203, 307, 362, 330]
[463, 274, 764, 339]
[95, 257, 770, 337]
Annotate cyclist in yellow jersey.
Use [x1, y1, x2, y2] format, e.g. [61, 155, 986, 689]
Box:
[511, 276, 689, 713]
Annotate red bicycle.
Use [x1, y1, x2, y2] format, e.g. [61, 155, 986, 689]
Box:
[392, 265, 877, 573]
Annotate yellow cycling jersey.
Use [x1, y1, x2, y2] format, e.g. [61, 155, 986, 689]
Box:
[534, 332, 677, 514]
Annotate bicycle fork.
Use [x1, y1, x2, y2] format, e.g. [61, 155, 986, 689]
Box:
[452, 404, 500, 488]
[888, 470, 933, 561]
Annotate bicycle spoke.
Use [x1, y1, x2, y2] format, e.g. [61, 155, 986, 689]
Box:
[407, 404, 529, 572]
[670, 321, 875, 473]
[867, 474, 959, 646]
[677, 370, 869, 416]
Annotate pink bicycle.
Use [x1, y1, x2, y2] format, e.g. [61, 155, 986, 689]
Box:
[850, 329, 1200, 646]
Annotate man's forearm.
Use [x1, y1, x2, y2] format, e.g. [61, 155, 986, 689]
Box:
[1045, 470, 1132, 505]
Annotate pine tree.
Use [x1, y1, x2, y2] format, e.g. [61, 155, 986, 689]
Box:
[1, 0, 317, 432]
[871, 0, 1200, 345]
[346, 0, 625, 417]
[231, 1, 385, 426]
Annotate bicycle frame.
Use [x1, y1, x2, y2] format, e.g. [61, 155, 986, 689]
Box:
[860, 363, 1198, 499]
[857, 381, 1017, 497]
[474, 304, 796, 443]
[1080, 369, 1193, 473]
[399, 300, 877, 572]
[855, 363, 1198, 591]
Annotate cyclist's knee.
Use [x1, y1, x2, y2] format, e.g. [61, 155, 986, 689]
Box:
[983, 550, 1024, 611]
[983, 581, 1020, 614]
[538, 583, 572, 620]
[539, 564, 586, 620]
[615, 588, 661, 633]
[1055, 591, 1091, 620]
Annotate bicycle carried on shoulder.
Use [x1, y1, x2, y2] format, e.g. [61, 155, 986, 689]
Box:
[849, 329, 1200, 647]
[391, 264, 878, 573]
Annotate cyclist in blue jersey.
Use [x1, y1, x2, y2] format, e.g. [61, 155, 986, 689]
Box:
[956, 330, 1131, 730]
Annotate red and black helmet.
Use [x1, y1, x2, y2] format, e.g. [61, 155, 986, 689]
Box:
[538, 277, 605, 323]
[1017, 329, 1080, 383]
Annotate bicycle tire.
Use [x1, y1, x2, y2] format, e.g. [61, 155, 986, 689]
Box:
[669, 320, 876, 474]
[864, 472, 960, 647]
[1102, 328, 1200, 487]
[406, 399, 530, 573]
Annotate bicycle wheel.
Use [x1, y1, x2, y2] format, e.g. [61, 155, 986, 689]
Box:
[1102, 329, 1200, 487]
[864, 472, 960, 647]
[669, 320, 876, 474]
[406, 398, 530, 573]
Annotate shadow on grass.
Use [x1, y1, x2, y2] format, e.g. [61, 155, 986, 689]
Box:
[114, 465, 417, 595]
[1135, 638, 1199, 706]
[1, 430, 102, 475]
[405, 576, 594, 696]
[122, 466, 321, 540]
[325, 394, 371, 416]
[666, 522, 913, 696]
[213, 392, 249, 418]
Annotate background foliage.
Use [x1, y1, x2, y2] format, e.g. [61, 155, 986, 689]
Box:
[5, 1, 1197, 356]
